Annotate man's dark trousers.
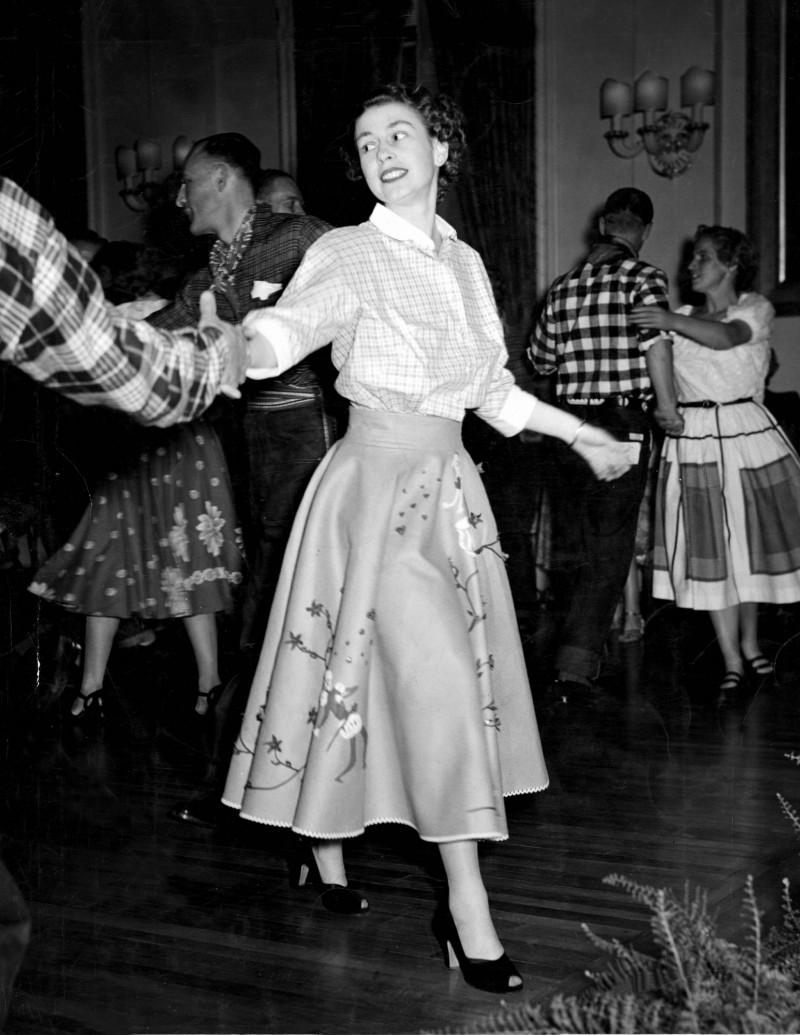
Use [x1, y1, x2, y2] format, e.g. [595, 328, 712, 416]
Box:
[239, 388, 340, 654]
[547, 398, 652, 681]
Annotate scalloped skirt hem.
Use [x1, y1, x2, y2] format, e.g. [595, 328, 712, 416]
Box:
[221, 779, 549, 843]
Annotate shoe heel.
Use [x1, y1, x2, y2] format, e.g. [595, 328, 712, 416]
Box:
[288, 858, 311, 890]
[432, 908, 459, 969]
[442, 938, 458, 970]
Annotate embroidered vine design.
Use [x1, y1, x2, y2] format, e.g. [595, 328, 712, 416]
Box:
[449, 559, 487, 632]
[442, 454, 504, 559]
[241, 598, 371, 790]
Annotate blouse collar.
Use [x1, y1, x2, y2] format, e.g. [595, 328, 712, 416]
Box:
[369, 203, 457, 253]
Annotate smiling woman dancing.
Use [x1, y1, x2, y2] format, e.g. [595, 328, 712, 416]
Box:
[222, 83, 630, 994]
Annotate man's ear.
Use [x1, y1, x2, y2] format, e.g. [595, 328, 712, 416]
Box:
[214, 163, 230, 192]
[641, 222, 652, 243]
[598, 216, 607, 237]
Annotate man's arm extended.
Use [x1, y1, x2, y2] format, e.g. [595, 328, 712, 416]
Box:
[0, 178, 245, 426]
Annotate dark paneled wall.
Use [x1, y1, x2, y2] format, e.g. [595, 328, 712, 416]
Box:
[0, 3, 87, 231]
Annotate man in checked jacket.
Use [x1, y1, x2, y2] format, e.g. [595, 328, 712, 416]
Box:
[148, 134, 340, 657]
[529, 188, 682, 706]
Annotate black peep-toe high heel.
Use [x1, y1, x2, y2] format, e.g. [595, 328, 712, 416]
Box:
[432, 906, 523, 994]
[288, 854, 369, 915]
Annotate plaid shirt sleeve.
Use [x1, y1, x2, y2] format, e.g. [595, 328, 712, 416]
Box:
[0, 178, 229, 427]
[632, 266, 670, 348]
[528, 278, 565, 375]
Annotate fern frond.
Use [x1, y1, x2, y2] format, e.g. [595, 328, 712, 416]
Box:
[744, 875, 762, 1012]
[778, 792, 800, 839]
[602, 872, 665, 911]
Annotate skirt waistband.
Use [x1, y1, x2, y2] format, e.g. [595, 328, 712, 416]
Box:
[345, 408, 463, 451]
[679, 397, 754, 409]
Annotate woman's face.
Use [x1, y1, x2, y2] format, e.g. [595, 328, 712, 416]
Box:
[689, 237, 735, 294]
[354, 101, 448, 209]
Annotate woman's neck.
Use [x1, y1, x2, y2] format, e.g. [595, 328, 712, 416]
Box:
[702, 284, 738, 315]
[387, 195, 440, 250]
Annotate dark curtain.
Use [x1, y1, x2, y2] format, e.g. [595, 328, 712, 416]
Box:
[426, 0, 538, 385]
[293, 0, 413, 228]
[0, 1, 87, 229]
[426, 1, 547, 613]
[0, 2, 90, 570]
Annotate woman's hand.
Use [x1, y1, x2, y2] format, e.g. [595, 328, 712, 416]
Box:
[571, 424, 633, 482]
[198, 290, 248, 400]
[653, 404, 685, 435]
[630, 305, 675, 332]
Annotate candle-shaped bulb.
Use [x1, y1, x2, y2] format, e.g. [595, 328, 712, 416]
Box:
[172, 135, 194, 170]
[600, 79, 633, 118]
[114, 145, 137, 180]
[680, 67, 715, 107]
[135, 138, 162, 172]
[634, 71, 668, 112]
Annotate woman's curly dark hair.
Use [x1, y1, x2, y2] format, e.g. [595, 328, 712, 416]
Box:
[694, 224, 759, 293]
[344, 83, 466, 201]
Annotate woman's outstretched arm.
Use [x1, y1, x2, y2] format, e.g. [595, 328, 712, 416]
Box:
[630, 305, 751, 350]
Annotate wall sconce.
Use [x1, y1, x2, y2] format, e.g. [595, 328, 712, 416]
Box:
[599, 67, 715, 179]
[115, 135, 194, 211]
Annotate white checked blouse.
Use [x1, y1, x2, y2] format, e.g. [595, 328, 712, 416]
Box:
[244, 204, 536, 436]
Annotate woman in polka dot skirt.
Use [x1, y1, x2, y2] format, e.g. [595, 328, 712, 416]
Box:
[29, 293, 244, 721]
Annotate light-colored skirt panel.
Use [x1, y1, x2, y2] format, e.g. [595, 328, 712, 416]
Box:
[653, 401, 800, 610]
[223, 408, 548, 842]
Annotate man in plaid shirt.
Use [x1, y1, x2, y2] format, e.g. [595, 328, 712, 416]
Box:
[529, 188, 682, 704]
[151, 135, 341, 827]
[0, 177, 246, 426]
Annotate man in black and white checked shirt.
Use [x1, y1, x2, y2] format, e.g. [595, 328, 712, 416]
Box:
[529, 187, 682, 704]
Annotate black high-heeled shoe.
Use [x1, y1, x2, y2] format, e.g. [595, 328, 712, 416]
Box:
[742, 653, 774, 680]
[432, 906, 523, 994]
[71, 687, 104, 722]
[195, 683, 223, 716]
[288, 854, 369, 915]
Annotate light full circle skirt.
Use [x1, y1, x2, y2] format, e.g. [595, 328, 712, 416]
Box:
[223, 408, 548, 842]
[653, 400, 800, 610]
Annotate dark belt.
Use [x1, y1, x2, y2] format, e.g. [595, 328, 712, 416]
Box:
[679, 397, 753, 408]
[563, 394, 649, 409]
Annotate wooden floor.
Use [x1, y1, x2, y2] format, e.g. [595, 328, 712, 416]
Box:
[2, 568, 800, 1035]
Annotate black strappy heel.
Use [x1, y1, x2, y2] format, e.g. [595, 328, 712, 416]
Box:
[742, 654, 773, 679]
[195, 683, 223, 716]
